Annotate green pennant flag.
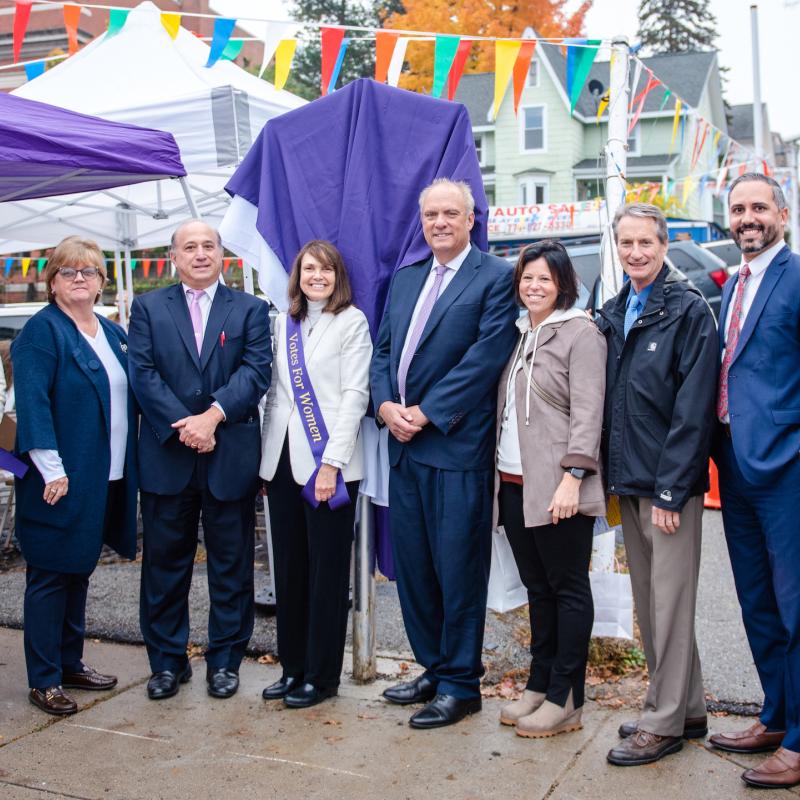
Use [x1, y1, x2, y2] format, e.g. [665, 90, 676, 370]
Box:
[566, 39, 601, 115]
[37, 258, 46, 273]
[106, 9, 129, 39]
[432, 35, 460, 99]
[221, 39, 244, 61]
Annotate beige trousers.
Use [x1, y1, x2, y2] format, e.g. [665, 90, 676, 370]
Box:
[619, 495, 706, 737]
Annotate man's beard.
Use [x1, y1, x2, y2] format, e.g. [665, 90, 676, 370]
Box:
[733, 223, 781, 254]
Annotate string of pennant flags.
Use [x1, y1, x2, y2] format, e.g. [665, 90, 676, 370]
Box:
[4, 0, 792, 222]
[0, 256, 243, 281]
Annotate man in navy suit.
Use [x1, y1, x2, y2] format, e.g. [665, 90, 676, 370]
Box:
[128, 221, 271, 701]
[371, 178, 518, 728]
[707, 174, 800, 789]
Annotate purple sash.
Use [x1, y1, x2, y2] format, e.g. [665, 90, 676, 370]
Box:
[285, 316, 350, 510]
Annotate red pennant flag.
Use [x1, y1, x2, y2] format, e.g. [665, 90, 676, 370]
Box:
[320, 27, 345, 96]
[447, 40, 472, 101]
[63, 4, 81, 55]
[142, 258, 151, 278]
[13, 1, 34, 63]
[156, 258, 165, 277]
[512, 41, 537, 115]
[375, 31, 399, 84]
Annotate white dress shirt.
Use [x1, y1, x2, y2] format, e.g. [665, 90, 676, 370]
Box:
[30, 323, 128, 482]
[398, 242, 471, 403]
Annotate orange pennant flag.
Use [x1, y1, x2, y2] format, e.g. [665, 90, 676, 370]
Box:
[63, 4, 81, 55]
[447, 40, 472, 101]
[375, 31, 399, 84]
[512, 41, 537, 116]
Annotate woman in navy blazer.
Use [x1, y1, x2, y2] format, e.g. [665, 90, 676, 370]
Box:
[11, 236, 137, 716]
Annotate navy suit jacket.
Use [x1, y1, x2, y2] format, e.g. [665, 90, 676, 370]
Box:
[370, 245, 518, 471]
[718, 245, 800, 485]
[128, 282, 271, 501]
[12, 305, 138, 573]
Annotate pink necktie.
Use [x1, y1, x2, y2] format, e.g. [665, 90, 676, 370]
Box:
[717, 264, 750, 420]
[397, 264, 447, 400]
[187, 289, 205, 354]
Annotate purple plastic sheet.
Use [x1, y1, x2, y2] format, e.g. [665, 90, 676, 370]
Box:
[225, 78, 487, 338]
[0, 93, 185, 203]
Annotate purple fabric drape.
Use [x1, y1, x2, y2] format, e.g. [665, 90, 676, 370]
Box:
[0, 93, 185, 202]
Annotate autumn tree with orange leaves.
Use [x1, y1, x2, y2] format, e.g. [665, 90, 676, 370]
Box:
[383, 0, 592, 93]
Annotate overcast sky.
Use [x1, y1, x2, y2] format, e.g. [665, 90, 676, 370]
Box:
[213, 0, 800, 139]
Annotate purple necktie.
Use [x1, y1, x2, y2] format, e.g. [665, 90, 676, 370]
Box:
[398, 264, 447, 400]
[187, 289, 205, 354]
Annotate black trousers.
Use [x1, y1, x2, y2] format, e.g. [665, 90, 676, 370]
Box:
[23, 480, 124, 689]
[499, 481, 594, 707]
[268, 440, 357, 689]
[139, 461, 255, 673]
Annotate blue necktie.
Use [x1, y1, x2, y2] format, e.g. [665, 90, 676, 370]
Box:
[624, 294, 643, 339]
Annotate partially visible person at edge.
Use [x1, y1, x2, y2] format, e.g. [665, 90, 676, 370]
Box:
[128, 220, 271, 703]
[259, 240, 371, 709]
[597, 203, 718, 767]
[494, 240, 606, 739]
[370, 177, 518, 729]
[11, 235, 138, 716]
[707, 173, 800, 791]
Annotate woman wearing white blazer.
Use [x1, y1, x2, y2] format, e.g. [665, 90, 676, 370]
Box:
[260, 240, 372, 709]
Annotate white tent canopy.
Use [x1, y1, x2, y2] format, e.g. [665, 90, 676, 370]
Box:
[0, 1, 304, 254]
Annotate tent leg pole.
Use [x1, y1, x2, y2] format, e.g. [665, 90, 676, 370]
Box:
[179, 176, 202, 219]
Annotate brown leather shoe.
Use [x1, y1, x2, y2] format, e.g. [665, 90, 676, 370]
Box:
[62, 664, 118, 691]
[29, 686, 78, 716]
[742, 747, 800, 788]
[619, 715, 708, 739]
[607, 729, 683, 766]
[709, 720, 785, 753]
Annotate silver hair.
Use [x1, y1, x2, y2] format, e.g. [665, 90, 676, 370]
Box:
[612, 202, 669, 245]
[418, 178, 476, 215]
[727, 172, 787, 210]
[170, 219, 223, 251]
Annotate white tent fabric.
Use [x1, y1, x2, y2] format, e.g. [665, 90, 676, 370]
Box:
[0, 1, 305, 253]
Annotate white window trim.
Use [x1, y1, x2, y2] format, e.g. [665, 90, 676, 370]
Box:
[526, 58, 540, 88]
[519, 104, 547, 154]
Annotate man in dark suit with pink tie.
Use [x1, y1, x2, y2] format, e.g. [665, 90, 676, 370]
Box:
[708, 173, 800, 789]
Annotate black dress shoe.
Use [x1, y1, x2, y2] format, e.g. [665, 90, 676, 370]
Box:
[409, 693, 482, 729]
[382, 674, 438, 706]
[207, 668, 239, 699]
[262, 676, 301, 700]
[62, 664, 118, 691]
[284, 683, 338, 709]
[29, 686, 78, 716]
[147, 663, 192, 700]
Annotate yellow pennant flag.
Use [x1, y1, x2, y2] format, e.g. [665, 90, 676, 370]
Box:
[21, 257, 30, 277]
[669, 99, 682, 154]
[493, 40, 521, 120]
[682, 175, 695, 206]
[161, 13, 181, 40]
[274, 39, 296, 91]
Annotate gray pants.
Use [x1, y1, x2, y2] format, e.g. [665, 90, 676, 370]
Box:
[620, 495, 706, 737]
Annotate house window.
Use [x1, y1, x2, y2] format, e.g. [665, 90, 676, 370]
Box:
[518, 175, 550, 205]
[520, 105, 546, 152]
[527, 59, 539, 88]
[474, 134, 484, 166]
[627, 123, 641, 157]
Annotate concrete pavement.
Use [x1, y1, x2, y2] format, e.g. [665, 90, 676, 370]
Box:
[0, 627, 794, 800]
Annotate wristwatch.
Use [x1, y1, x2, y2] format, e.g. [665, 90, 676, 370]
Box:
[566, 467, 587, 480]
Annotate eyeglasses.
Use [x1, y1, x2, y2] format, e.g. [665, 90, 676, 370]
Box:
[57, 267, 101, 281]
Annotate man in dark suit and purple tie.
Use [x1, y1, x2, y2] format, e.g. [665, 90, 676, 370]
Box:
[707, 173, 800, 789]
[128, 221, 271, 702]
[370, 178, 518, 729]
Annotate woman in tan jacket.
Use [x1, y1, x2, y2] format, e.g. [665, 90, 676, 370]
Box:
[495, 240, 606, 738]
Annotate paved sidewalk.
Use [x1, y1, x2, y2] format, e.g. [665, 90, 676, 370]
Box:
[0, 628, 795, 800]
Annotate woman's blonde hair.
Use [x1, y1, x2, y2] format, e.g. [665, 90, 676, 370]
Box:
[43, 235, 107, 304]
